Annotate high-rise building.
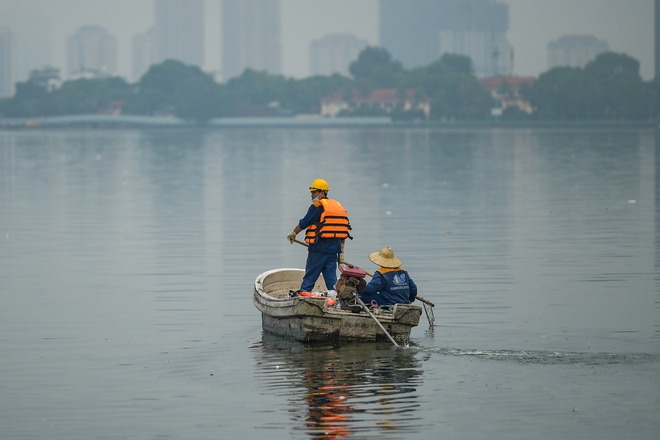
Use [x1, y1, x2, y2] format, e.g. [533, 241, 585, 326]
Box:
[132, 28, 155, 81]
[67, 25, 117, 79]
[0, 28, 16, 98]
[655, 0, 660, 78]
[379, 0, 511, 77]
[222, 0, 281, 81]
[153, 0, 204, 67]
[310, 34, 368, 77]
[29, 66, 61, 92]
[548, 35, 609, 70]
[0, 11, 51, 83]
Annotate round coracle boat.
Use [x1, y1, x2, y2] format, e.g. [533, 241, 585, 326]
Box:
[253, 268, 422, 343]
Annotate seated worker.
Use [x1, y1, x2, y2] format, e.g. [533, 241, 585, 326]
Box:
[360, 247, 417, 306]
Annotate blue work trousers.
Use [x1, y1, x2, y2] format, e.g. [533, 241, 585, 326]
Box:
[301, 251, 338, 292]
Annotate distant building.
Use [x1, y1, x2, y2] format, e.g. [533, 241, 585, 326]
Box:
[222, 0, 281, 81]
[655, 0, 660, 78]
[29, 66, 61, 92]
[132, 28, 155, 81]
[379, 0, 512, 77]
[321, 88, 430, 118]
[438, 28, 512, 78]
[153, 0, 204, 67]
[0, 28, 15, 98]
[67, 25, 118, 79]
[0, 11, 52, 83]
[548, 35, 609, 70]
[480, 76, 535, 115]
[310, 34, 368, 77]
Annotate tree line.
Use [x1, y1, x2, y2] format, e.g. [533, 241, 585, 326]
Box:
[0, 47, 657, 123]
[526, 52, 659, 121]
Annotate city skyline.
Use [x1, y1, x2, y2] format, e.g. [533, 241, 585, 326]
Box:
[380, 0, 512, 77]
[0, 0, 654, 83]
[309, 34, 368, 77]
[222, 0, 281, 81]
[548, 35, 610, 70]
[153, 0, 204, 67]
[0, 28, 15, 98]
[66, 25, 117, 79]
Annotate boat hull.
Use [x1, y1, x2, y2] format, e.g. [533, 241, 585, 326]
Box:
[254, 268, 422, 343]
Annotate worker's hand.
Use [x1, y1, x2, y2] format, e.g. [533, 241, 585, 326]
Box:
[287, 229, 297, 244]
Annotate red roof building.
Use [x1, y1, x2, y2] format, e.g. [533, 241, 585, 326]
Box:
[321, 88, 430, 118]
[480, 76, 536, 115]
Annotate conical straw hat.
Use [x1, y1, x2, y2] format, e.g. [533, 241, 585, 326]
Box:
[368, 247, 402, 268]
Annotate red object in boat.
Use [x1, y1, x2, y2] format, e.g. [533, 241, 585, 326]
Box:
[338, 263, 366, 279]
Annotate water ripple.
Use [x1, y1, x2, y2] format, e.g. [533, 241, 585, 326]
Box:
[409, 345, 660, 365]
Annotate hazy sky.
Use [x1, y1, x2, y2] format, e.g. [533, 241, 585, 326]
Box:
[0, 0, 654, 81]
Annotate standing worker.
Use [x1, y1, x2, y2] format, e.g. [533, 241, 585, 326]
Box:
[287, 179, 352, 292]
[360, 247, 417, 306]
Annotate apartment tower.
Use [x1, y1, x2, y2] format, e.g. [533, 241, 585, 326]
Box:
[153, 0, 204, 67]
[222, 0, 281, 81]
[379, 0, 511, 77]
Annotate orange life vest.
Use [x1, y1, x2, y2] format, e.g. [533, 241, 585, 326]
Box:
[305, 198, 352, 245]
[296, 291, 337, 307]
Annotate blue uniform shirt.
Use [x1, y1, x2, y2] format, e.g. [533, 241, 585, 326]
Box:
[298, 200, 342, 254]
[361, 268, 418, 306]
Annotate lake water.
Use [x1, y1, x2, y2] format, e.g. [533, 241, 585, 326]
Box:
[1, 127, 658, 439]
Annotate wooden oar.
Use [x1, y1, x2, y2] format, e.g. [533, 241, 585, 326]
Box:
[344, 260, 435, 329]
[355, 296, 399, 347]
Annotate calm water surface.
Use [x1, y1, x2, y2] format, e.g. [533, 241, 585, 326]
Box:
[1, 127, 658, 439]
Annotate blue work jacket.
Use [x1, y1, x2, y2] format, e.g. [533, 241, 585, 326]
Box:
[361, 268, 418, 305]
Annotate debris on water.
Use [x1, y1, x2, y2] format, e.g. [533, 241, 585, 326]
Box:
[572, 407, 579, 412]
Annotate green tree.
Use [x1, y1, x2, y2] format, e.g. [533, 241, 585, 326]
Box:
[529, 52, 650, 120]
[284, 73, 353, 114]
[0, 81, 54, 117]
[125, 60, 226, 122]
[529, 67, 603, 120]
[349, 47, 404, 88]
[585, 52, 649, 120]
[225, 68, 289, 107]
[53, 77, 133, 115]
[429, 72, 494, 120]
[646, 77, 660, 119]
[426, 53, 473, 76]
[585, 52, 640, 78]
[406, 54, 493, 120]
[0, 77, 132, 117]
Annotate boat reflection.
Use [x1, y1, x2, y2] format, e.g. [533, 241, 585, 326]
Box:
[252, 334, 425, 438]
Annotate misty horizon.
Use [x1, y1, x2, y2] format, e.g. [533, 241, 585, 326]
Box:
[0, 0, 654, 84]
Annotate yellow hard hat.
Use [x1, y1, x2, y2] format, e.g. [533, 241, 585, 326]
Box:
[309, 178, 329, 192]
